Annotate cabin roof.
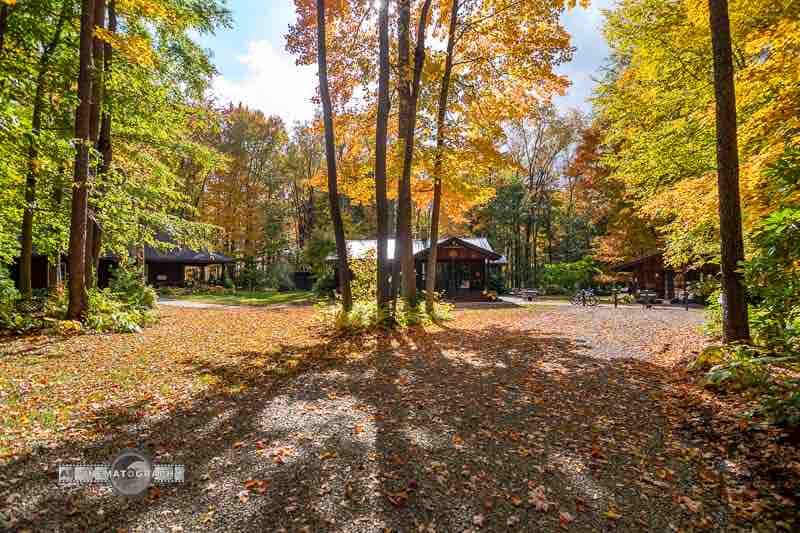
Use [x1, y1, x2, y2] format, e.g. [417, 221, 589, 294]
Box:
[327, 236, 502, 262]
[143, 245, 234, 265]
[611, 252, 663, 272]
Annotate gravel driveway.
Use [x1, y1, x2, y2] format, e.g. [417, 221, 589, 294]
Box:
[2, 304, 752, 532]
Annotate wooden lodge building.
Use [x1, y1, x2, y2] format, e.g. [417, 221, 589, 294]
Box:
[611, 252, 719, 301]
[135, 244, 234, 287]
[329, 236, 506, 298]
[9, 242, 234, 290]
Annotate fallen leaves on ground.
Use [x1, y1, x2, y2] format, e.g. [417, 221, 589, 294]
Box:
[0, 304, 797, 531]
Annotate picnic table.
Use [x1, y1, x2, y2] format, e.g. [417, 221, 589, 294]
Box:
[639, 290, 657, 308]
[515, 288, 538, 301]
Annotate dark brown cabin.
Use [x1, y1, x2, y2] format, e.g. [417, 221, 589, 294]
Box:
[329, 236, 506, 299]
[9, 242, 233, 290]
[611, 252, 718, 300]
[140, 245, 234, 287]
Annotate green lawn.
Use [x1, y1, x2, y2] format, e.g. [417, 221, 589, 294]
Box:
[167, 290, 313, 307]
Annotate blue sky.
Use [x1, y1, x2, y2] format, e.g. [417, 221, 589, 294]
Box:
[200, 0, 614, 125]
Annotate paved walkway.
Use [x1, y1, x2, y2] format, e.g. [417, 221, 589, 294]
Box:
[158, 298, 242, 309]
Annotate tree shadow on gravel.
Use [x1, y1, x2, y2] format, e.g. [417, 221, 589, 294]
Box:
[2, 314, 734, 532]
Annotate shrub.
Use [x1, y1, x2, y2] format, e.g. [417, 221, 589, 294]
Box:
[702, 288, 723, 338]
[318, 297, 454, 334]
[542, 284, 569, 296]
[395, 297, 454, 327]
[349, 249, 377, 301]
[704, 344, 772, 391]
[266, 259, 295, 291]
[313, 269, 336, 298]
[109, 265, 157, 310]
[688, 277, 718, 304]
[0, 265, 20, 329]
[238, 256, 269, 290]
[0, 266, 51, 333]
[304, 232, 336, 275]
[85, 288, 157, 333]
[615, 293, 635, 304]
[690, 149, 800, 427]
[487, 270, 507, 294]
[541, 257, 599, 291]
[742, 206, 800, 354]
[0, 265, 18, 304]
[55, 320, 83, 336]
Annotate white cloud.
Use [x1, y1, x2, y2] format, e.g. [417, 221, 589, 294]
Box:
[210, 40, 318, 126]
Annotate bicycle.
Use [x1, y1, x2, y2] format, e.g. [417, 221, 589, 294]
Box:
[570, 288, 599, 307]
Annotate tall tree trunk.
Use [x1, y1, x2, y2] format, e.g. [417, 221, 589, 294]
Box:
[532, 217, 539, 286]
[396, 0, 432, 303]
[67, 0, 95, 320]
[85, 0, 109, 288]
[374, 0, 391, 310]
[425, 0, 458, 312]
[545, 202, 553, 263]
[395, 0, 412, 305]
[93, 0, 115, 282]
[708, 0, 749, 343]
[524, 217, 532, 285]
[316, 0, 352, 311]
[0, 4, 10, 56]
[86, 0, 105, 287]
[21, 0, 70, 298]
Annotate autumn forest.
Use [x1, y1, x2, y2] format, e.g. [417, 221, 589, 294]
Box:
[0, 0, 799, 530]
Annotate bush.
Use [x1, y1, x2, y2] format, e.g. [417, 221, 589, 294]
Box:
[0, 265, 20, 329]
[541, 257, 599, 291]
[542, 284, 569, 296]
[223, 275, 235, 289]
[703, 288, 723, 338]
[313, 269, 336, 298]
[0, 266, 52, 333]
[84, 265, 158, 334]
[704, 344, 772, 391]
[688, 277, 718, 304]
[487, 270, 507, 294]
[265, 259, 295, 291]
[617, 293, 635, 304]
[349, 249, 377, 301]
[321, 300, 388, 333]
[691, 147, 800, 426]
[85, 288, 157, 333]
[238, 256, 269, 290]
[317, 296, 454, 334]
[109, 265, 157, 310]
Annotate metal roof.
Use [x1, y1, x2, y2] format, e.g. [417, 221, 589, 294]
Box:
[327, 237, 501, 261]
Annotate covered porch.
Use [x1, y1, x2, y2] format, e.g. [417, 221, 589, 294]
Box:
[414, 237, 503, 299]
